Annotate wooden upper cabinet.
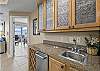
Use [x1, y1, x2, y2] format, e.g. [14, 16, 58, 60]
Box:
[49, 57, 66, 71]
[72, 0, 100, 29]
[44, 0, 55, 31]
[38, 1, 44, 31]
[55, 0, 72, 30]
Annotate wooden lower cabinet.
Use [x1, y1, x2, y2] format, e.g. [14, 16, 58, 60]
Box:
[69, 67, 80, 71]
[28, 49, 84, 71]
[28, 48, 36, 71]
[49, 57, 66, 71]
[49, 57, 84, 71]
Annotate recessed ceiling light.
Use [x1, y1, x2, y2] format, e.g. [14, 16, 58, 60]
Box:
[0, 0, 8, 4]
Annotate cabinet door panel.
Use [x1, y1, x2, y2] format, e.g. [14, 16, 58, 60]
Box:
[45, 0, 54, 30]
[28, 48, 36, 71]
[70, 67, 79, 71]
[49, 57, 65, 71]
[76, 0, 96, 24]
[55, 0, 71, 30]
[72, 0, 100, 28]
[39, 3, 44, 31]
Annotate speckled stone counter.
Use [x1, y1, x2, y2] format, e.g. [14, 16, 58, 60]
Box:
[29, 43, 100, 71]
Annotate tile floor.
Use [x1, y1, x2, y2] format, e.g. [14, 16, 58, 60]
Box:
[0, 46, 28, 71]
[15, 46, 28, 57]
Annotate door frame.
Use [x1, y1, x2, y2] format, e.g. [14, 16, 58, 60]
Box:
[10, 16, 29, 57]
[9, 16, 15, 57]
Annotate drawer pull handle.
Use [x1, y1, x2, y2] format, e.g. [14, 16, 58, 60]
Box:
[61, 66, 64, 69]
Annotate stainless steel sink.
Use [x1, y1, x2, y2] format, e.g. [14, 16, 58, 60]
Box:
[60, 51, 87, 63]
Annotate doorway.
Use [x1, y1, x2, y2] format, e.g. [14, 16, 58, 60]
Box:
[14, 24, 28, 57]
[11, 16, 29, 57]
[15, 24, 27, 48]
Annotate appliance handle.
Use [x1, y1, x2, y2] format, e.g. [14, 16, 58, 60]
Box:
[35, 53, 47, 60]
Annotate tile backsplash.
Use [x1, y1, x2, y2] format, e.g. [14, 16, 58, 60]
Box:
[43, 31, 99, 46]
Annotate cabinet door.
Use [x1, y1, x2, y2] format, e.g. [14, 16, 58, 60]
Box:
[28, 48, 36, 71]
[39, 2, 44, 31]
[55, 0, 72, 30]
[72, 0, 100, 29]
[49, 57, 65, 71]
[44, 0, 55, 31]
[69, 67, 80, 71]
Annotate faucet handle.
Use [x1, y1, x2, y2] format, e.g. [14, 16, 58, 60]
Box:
[71, 46, 80, 53]
[71, 47, 74, 51]
[71, 47, 76, 52]
[73, 38, 77, 45]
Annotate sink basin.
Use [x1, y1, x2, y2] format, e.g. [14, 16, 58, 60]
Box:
[60, 51, 87, 63]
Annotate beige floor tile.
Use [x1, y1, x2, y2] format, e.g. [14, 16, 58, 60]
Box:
[19, 64, 28, 71]
[0, 47, 28, 71]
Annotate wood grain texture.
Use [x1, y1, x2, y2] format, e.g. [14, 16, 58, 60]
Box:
[69, 67, 80, 71]
[96, 0, 100, 25]
[28, 48, 36, 71]
[49, 57, 66, 71]
[43, 27, 100, 33]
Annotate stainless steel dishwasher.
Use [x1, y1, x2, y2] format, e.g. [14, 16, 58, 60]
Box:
[35, 51, 48, 71]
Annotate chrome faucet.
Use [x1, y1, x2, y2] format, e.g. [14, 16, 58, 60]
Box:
[72, 38, 79, 53]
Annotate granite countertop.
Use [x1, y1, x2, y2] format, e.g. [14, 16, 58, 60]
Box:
[29, 43, 100, 71]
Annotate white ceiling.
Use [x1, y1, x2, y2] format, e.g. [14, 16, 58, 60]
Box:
[0, 0, 8, 4]
[0, 0, 34, 12]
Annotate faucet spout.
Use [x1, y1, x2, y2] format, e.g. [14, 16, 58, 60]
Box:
[72, 38, 79, 53]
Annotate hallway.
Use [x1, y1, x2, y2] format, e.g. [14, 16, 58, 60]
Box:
[15, 42, 28, 57]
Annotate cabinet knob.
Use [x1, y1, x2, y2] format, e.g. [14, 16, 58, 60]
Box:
[72, 26, 74, 29]
[61, 66, 64, 69]
[69, 26, 71, 29]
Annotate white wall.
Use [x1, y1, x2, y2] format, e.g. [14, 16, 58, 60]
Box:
[29, 12, 44, 45]
[0, 6, 10, 55]
[4, 12, 10, 55]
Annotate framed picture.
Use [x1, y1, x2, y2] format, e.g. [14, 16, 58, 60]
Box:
[33, 18, 40, 35]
